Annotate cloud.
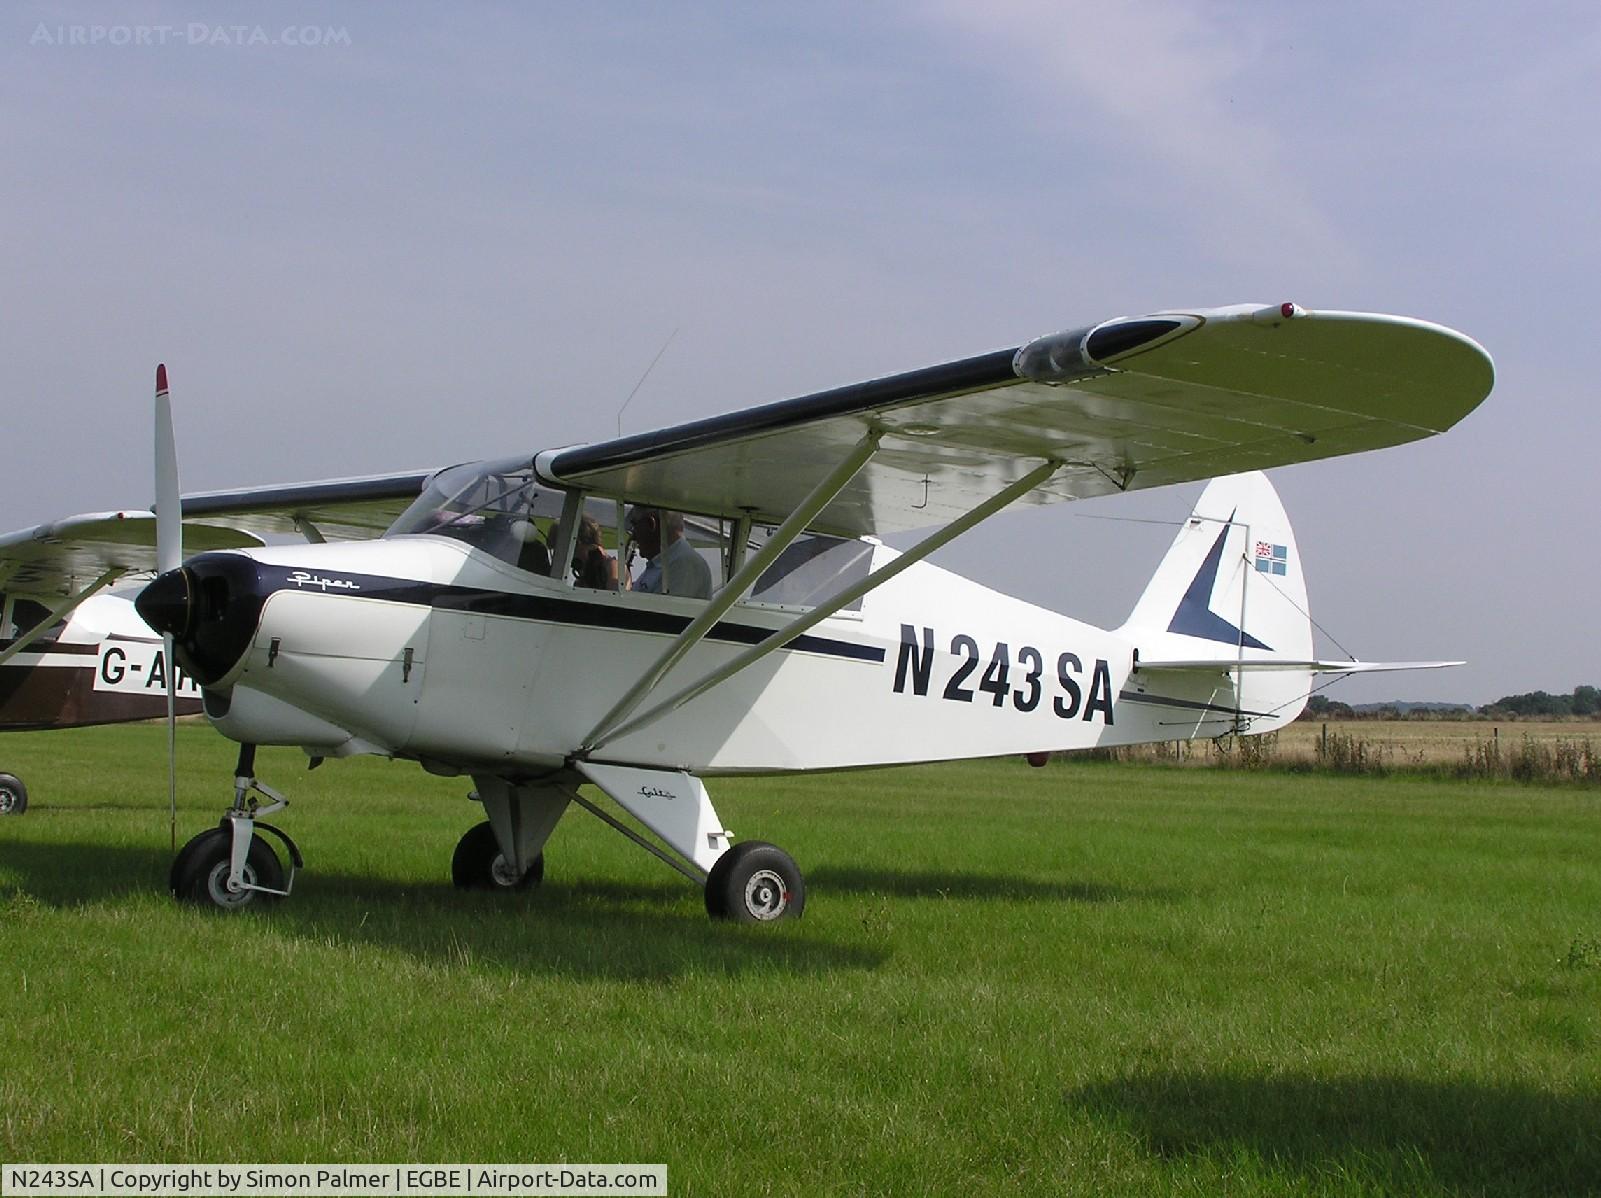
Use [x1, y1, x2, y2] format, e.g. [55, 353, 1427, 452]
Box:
[917, 0, 1358, 277]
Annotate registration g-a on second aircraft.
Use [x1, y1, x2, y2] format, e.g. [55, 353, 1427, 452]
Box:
[0, 506, 264, 815]
[57, 302, 1494, 922]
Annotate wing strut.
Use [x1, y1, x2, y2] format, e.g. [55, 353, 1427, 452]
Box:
[547, 489, 587, 581]
[582, 430, 883, 751]
[0, 568, 125, 667]
[587, 456, 1063, 754]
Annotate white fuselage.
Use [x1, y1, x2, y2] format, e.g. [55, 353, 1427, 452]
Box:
[200, 534, 1267, 778]
[202, 535, 1262, 775]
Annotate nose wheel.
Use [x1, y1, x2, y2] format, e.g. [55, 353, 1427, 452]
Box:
[171, 824, 286, 909]
[168, 745, 302, 911]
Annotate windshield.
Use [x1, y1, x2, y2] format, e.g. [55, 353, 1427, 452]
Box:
[386, 458, 562, 572]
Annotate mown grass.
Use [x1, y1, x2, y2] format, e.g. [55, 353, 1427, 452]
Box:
[2, 725, 1599, 1196]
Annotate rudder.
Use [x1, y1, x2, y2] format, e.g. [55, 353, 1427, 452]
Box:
[1118, 472, 1313, 729]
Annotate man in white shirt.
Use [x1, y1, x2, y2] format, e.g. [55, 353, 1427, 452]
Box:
[625, 507, 713, 599]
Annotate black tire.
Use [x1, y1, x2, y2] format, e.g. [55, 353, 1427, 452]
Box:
[169, 825, 222, 896]
[451, 820, 543, 891]
[0, 773, 27, 815]
[704, 841, 805, 923]
[173, 827, 284, 911]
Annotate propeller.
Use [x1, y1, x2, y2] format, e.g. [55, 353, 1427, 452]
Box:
[154, 364, 182, 850]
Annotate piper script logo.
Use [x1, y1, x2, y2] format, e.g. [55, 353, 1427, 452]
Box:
[1255, 542, 1289, 575]
[288, 571, 361, 592]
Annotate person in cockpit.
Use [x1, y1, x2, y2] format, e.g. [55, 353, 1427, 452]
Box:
[572, 514, 618, 590]
[625, 507, 712, 599]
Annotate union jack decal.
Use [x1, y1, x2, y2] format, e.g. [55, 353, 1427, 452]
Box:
[1255, 541, 1288, 575]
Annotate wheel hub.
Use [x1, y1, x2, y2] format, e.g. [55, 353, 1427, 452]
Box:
[204, 860, 257, 909]
[743, 868, 789, 920]
[490, 854, 524, 888]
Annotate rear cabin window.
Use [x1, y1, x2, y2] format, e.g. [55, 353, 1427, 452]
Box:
[747, 534, 872, 612]
[2, 597, 65, 642]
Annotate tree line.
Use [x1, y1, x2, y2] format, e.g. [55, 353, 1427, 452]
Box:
[1304, 686, 1601, 721]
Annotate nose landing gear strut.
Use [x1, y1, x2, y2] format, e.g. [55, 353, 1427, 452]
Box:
[169, 744, 303, 911]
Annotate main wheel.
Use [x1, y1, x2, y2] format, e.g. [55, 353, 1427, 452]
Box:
[704, 841, 805, 923]
[173, 827, 284, 911]
[0, 773, 27, 815]
[451, 820, 543, 891]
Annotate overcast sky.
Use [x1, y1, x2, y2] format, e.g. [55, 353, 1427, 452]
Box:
[4, 2, 1595, 704]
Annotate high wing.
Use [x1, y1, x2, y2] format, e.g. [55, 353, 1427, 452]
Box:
[9, 301, 1489, 598]
[535, 304, 1494, 536]
[178, 469, 433, 541]
[2, 472, 429, 645]
[0, 512, 264, 597]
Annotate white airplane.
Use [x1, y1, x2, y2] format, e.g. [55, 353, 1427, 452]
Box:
[22, 304, 1495, 920]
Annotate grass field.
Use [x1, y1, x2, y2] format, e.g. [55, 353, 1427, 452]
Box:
[3, 725, 1599, 1196]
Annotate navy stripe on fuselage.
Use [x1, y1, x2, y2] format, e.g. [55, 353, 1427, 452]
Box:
[257, 566, 887, 663]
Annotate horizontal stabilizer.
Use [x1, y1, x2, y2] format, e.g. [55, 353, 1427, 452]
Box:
[1138, 658, 1464, 674]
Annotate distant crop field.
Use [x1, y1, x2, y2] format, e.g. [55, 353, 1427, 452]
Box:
[1280, 717, 1601, 764]
[1115, 718, 1601, 778]
[2, 725, 1599, 1196]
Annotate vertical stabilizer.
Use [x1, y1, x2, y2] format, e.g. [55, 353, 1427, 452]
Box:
[1118, 472, 1313, 728]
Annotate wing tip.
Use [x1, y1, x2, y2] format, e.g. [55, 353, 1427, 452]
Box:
[156, 363, 169, 396]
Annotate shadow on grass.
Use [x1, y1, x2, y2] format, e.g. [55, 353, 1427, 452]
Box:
[809, 865, 1177, 905]
[0, 840, 887, 982]
[1069, 1071, 1601, 1196]
[279, 870, 889, 982]
[0, 838, 172, 905]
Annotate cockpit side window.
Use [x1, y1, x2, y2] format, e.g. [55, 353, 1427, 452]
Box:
[603, 512, 869, 610]
[388, 471, 873, 612]
[618, 508, 723, 600]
